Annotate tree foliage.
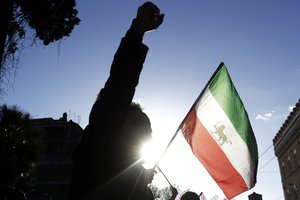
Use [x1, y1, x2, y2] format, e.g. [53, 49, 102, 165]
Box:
[18, 0, 80, 45]
[0, 0, 80, 92]
[150, 184, 180, 200]
[0, 105, 46, 185]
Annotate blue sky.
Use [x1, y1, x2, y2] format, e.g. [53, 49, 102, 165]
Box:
[2, 0, 300, 199]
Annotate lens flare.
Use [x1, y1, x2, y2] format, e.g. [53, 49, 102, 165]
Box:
[140, 139, 162, 169]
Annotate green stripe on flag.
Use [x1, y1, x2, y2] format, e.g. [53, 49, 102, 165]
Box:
[208, 63, 258, 169]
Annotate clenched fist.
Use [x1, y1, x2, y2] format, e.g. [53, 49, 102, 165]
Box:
[132, 1, 164, 34]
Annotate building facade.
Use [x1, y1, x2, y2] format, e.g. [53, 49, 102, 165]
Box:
[273, 99, 300, 200]
[25, 113, 83, 200]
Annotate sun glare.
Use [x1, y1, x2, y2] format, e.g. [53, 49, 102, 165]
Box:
[140, 138, 163, 169]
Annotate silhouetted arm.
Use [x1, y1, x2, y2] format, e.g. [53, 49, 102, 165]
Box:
[89, 1, 164, 132]
[88, 28, 148, 133]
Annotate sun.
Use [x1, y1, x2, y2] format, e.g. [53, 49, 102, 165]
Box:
[140, 138, 165, 169]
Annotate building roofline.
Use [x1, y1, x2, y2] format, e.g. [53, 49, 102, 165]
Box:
[30, 114, 83, 131]
[273, 99, 300, 145]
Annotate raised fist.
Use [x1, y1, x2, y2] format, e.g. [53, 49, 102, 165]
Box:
[132, 1, 164, 33]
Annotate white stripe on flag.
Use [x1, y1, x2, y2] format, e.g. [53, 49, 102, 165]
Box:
[195, 88, 255, 188]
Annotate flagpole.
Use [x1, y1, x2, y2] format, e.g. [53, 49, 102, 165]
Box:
[156, 165, 174, 188]
[153, 62, 225, 167]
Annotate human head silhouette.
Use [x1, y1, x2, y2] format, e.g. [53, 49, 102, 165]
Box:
[121, 102, 152, 161]
[181, 191, 199, 200]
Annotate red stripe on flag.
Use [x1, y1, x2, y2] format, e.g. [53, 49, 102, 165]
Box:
[182, 108, 248, 199]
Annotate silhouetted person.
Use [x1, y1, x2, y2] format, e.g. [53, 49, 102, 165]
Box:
[181, 191, 199, 200]
[69, 2, 164, 200]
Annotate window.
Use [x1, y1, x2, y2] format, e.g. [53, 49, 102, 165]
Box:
[287, 156, 292, 176]
[294, 149, 298, 168]
[281, 161, 285, 178]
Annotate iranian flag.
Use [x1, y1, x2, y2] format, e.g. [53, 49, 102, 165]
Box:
[180, 62, 258, 199]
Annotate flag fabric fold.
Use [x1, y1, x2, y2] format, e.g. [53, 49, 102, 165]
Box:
[180, 62, 258, 199]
